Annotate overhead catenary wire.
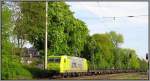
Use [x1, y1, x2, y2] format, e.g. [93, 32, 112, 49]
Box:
[75, 15, 148, 26]
[76, 15, 148, 19]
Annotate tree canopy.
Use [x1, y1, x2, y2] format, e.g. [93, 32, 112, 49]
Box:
[2, 3, 32, 80]
[17, 2, 89, 57]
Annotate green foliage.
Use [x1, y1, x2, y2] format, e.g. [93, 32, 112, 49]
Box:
[83, 31, 141, 70]
[81, 36, 96, 61]
[128, 49, 140, 69]
[2, 55, 32, 80]
[138, 58, 148, 71]
[2, 40, 32, 80]
[47, 2, 88, 57]
[108, 31, 124, 69]
[92, 33, 115, 69]
[116, 48, 140, 69]
[2, 4, 32, 80]
[2, 4, 12, 40]
[108, 31, 124, 48]
[15, 2, 45, 48]
[24, 66, 51, 78]
[118, 48, 130, 69]
[18, 2, 88, 57]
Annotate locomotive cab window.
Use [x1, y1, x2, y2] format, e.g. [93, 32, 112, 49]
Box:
[48, 58, 60, 63]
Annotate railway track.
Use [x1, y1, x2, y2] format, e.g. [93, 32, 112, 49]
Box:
[52, 72, 148, 80]
[49, 69, 147, 79]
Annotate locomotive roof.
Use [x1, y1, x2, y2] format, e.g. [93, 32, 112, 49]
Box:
[48, 55, 86, 59]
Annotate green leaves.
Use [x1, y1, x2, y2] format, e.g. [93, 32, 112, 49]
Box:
[2, 55, 32, 80]
[92, 33, 115, 69]
[2, 5, 12, 40]
[108, 31, 124, 48]
[18, 2, 88, 57]
[2, 4, 32, 79]
[83, 31, 142, 70]
[128, 49, 140, 69]
[47, 2, 89, 56]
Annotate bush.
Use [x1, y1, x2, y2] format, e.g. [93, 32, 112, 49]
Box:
[1, 41, 32, 80]
[24, 66, 52, 79]
[2, 56, 32, 80]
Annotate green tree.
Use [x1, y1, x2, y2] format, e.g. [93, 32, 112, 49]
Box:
[108, 31, 124, 69]
[18, 2, 88, 57]
[138, 58, 148, 71]
[128, 49, 140, 69]
[85, 31, 127, 70]
[119, 48, 140, 69]
[2, 3, 32, 80]
[81, 36, 99, 69]
[46, 2, 88, 56]
[108, 31, 124, 48]
[91, 33, 115, 69]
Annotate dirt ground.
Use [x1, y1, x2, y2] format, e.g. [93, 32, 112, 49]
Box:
[52, 72, 149, 80]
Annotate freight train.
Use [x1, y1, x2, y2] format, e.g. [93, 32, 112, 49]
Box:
[47, 55, 145, 77]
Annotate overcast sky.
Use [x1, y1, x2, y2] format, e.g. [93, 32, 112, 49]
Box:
[66, 2, 148, 59]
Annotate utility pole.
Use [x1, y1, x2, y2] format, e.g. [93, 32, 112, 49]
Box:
[92, 41, 96, 70]
[45, 0, 48, 70]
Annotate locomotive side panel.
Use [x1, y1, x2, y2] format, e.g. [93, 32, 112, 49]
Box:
[83, 59, 88, 72]
[69, 57, 88, 72]
[60, 56, 71, 73]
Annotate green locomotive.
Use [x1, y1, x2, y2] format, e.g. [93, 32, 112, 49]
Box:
[47, 55, 88, 73]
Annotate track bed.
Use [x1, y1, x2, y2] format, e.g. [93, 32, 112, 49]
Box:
[52, 72, 148, 80]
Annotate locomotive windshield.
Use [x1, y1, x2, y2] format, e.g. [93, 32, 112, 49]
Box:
[48, 58, 60, 63]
